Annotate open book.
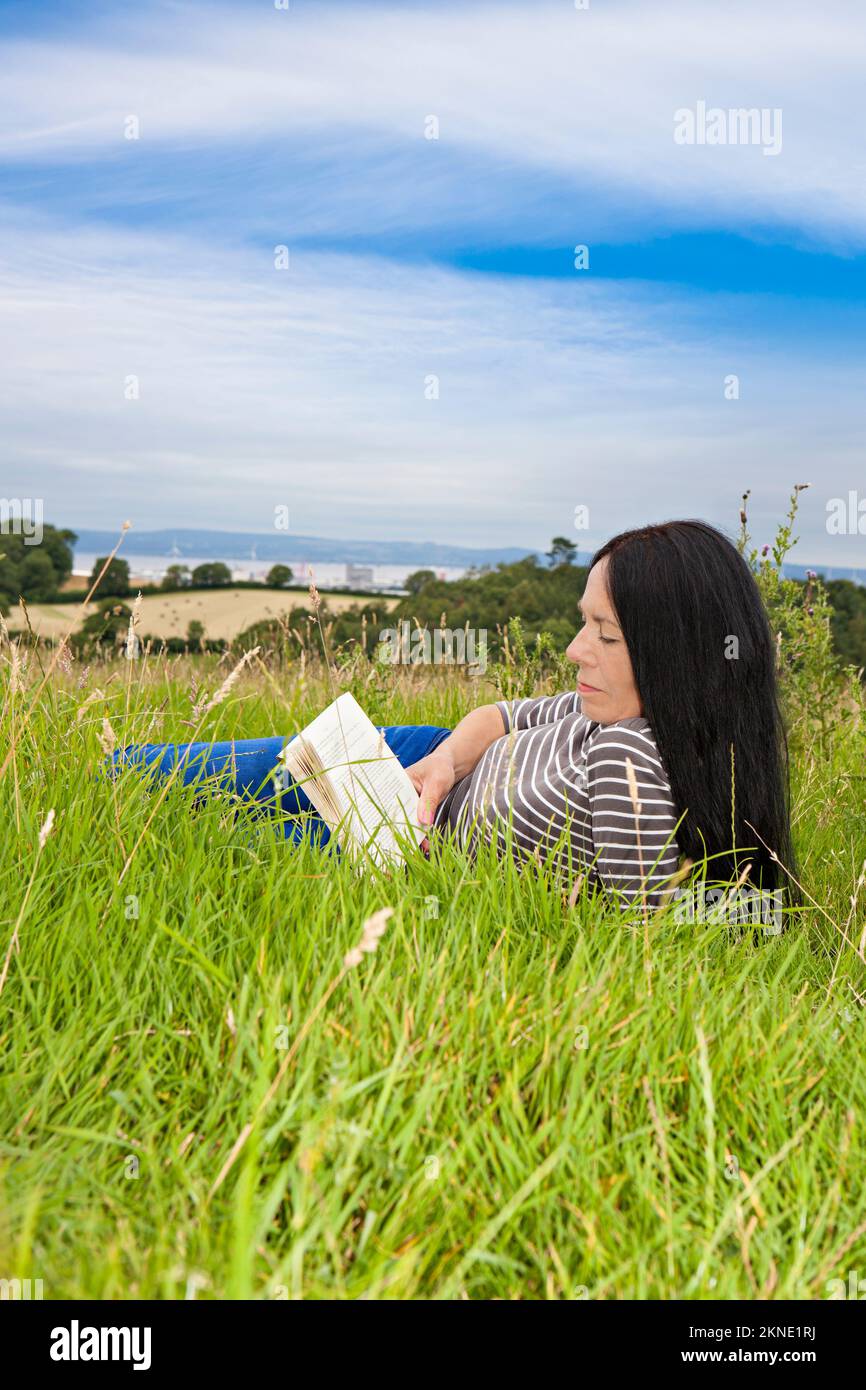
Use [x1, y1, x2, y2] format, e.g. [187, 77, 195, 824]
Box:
[278, 692, 425, 868]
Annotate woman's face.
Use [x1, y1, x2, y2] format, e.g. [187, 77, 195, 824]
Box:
[565, 556, 644, 723]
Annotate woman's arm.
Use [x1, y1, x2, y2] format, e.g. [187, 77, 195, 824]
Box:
[406, 703, 506, 826]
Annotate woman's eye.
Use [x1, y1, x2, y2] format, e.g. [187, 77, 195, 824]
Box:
[578, 616, 616, 644]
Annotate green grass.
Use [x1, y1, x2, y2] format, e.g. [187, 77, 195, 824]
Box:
[1, 649, 865, 1300]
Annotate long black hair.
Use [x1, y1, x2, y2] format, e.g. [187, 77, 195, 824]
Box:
[589, 520, 800, 908]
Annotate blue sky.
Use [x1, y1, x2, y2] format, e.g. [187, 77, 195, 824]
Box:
[1, 0, 865, 567]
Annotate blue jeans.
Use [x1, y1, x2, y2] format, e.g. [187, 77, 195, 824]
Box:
[109, 724, 452, 846]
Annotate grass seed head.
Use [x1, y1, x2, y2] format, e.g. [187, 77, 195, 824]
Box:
[344, 907, 393, 969]
[308, 570, 321, 613]
[38, 808, 56, 851]
[192, 645, 260, 719]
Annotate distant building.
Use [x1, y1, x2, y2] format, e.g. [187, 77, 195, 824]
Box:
[345, 563, 375, 590]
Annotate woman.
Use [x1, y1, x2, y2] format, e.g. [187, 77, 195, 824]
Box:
[112, 520, 798, 914]
[413, 520, 798, 914]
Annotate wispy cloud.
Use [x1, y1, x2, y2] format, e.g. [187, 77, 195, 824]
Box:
[1, 0, 865, 246]
[1, 213, 863, 563]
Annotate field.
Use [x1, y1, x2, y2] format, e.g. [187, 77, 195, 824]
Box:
[6, 586, 397, 644]
[1, 638, 866, 1300]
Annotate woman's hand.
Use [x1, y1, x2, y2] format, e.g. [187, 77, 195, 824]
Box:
[405, 746, 458, 828]
[405, 705, 506, 849]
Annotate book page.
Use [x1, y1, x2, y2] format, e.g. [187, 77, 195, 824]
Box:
[281, 692, 424, 867]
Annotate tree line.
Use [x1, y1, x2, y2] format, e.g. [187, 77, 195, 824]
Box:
[3, 524, 866, 677]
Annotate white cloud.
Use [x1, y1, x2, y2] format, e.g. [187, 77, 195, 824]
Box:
[1, 0, 865, 245]
[1, 1, 864, 570]
[2, 215, 864, 565]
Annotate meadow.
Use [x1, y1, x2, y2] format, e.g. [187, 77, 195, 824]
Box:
[2, 521, 866, 1300]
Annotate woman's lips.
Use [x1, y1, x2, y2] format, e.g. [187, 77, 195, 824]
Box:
[578, 681, 601, 693]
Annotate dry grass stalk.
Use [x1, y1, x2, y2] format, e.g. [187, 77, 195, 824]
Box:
[0, 806, 56, 996]
[745, 818, 865, 969]
[190, 645, 261, 721]
[125, 591, 143, 661]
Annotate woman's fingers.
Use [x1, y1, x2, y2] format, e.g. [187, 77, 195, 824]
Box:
[404, 759, 427, 795]
[406, 751, 456, 827]
[417, 768, 451, 825]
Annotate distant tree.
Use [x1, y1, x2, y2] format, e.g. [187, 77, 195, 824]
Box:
[546, 536, 578, 568]
[191, 562, 232, 587]
[229, 554, 866, 684]
[89, 555, 130, 597]
[186, 619, 205, 646]
[266, 564, 294, 588]
[0, 524, 77, 611]
[826, 579, 866, 672]
[11, 549, 56, 602]
[161, 563, 191, 591]
[404, 568, 437, 596]
[79, 599, 132, 647]
[42, 527, 77, 587]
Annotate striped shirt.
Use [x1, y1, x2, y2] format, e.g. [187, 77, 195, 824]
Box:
[434, 690, 683, 908]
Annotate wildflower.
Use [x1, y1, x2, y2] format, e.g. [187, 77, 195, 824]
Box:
[761, 544, 769, 556]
